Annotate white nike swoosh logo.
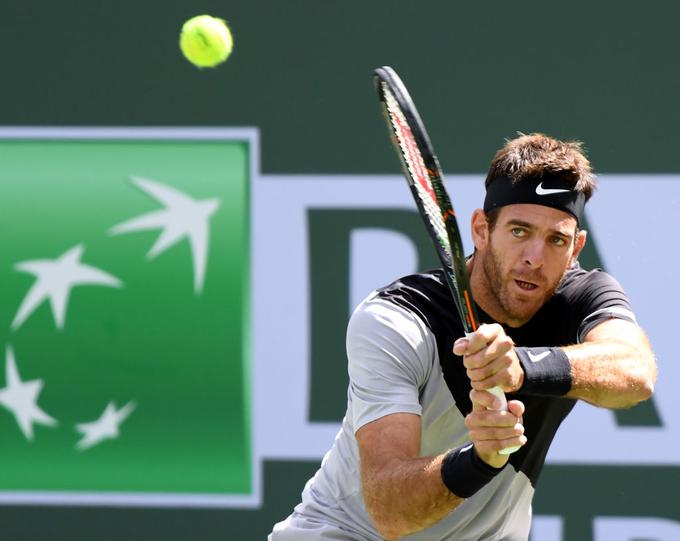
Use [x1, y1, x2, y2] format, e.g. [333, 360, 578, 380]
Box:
[535, 182, 570, 195]
[528, 351, 551, 363]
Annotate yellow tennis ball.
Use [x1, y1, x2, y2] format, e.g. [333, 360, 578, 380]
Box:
[179, 15, 233, 68]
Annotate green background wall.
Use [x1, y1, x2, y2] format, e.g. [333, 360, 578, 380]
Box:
[0, 1, 676, 540]
[3, 1, 680, 175]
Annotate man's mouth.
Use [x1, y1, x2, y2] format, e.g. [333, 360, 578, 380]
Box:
[515, 279, 539, 291]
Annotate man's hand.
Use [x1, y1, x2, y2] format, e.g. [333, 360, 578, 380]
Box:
[453, 323, 525, 398]
[465, 390, 526, 468]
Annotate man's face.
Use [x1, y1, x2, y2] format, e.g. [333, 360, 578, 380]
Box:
[476, 204, 585, 326]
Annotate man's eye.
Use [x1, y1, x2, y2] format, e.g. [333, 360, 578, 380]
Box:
[551, 236, 567, 246]
[511, 228, 526, 237]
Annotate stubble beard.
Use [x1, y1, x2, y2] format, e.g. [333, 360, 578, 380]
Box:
[481, 243, 562, 325]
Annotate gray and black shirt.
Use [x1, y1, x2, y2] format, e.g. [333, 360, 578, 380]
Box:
[270, 263, 636, 541]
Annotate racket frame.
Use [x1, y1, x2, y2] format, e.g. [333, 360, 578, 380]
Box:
[374, 65, 519, 455]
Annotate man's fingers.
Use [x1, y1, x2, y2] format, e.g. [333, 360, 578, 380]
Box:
[466, 396, 528, 463]
[475, 435, 528, 456]
[462, 335, 514, 370]
[465, 410, 520, 430]
[466, 355, 511, 382]
[468, 371, 512, 393]
[507, 399, 525, 417]
[468, 423, 525, 442]
[469, 324, 503, 349]
[452, 337, 470, 356]
[470, 389, 502, 410]
[453, 323, 504, 356]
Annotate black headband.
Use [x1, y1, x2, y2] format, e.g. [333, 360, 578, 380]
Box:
[483, 176, 586, 224]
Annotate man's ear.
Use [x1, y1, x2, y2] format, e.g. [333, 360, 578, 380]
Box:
[571, 229, 587, 265]
[471, 209, 490, 251]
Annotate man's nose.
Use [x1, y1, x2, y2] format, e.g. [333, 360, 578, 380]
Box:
[522, 240, 545, 269]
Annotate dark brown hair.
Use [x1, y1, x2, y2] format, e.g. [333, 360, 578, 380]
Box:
[485, 133, 597, 201]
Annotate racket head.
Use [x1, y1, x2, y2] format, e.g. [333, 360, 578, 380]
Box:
[374, 66, 479, 333]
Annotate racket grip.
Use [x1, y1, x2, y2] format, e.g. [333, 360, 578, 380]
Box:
[487, 385, 508, 411]
[464, 334, 520, 455]
[488, 386, 521, 455]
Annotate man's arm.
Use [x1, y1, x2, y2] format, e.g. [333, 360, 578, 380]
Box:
[357, 413, 461, 541]
[357, 396, 526, 541]
[564, 318, 656, 408]
[348, 298, 525, 539]
[459, 320, 656, 409]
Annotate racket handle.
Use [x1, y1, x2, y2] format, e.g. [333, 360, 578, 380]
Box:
[464, 333, 520, 455]
[487, 385, 508, 410]
[487, 386, 521, 455]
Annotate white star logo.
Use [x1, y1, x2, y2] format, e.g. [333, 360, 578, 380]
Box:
[0, 346, 57, 440]
[12, 244, 122, 331]
[109, 176, 220, 294]
[75, 401, 136, 451]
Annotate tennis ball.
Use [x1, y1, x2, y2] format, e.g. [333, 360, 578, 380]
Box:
[179, 15, 233, 68]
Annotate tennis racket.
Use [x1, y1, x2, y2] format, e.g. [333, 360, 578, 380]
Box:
[374, 65, 519, 455]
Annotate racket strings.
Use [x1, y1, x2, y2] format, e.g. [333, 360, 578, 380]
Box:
[382, 85, 453, 260]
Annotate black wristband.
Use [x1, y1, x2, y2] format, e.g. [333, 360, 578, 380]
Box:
[516, 347, 572, 396]
[440, 444, 505, 498]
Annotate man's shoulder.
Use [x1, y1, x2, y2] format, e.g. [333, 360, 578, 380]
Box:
[374, 270, 460, 337]
[377, 269, 447, 295]
[376, 270, 452, 311]
[557, 262, 626, 302]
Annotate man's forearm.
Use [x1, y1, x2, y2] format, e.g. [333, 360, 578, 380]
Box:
[563, 339, 656, 408]
[362, 453, 463, 541]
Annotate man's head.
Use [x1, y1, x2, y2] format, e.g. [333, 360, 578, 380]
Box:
[484, 133, 597, 228]
[470, 133, 596, 327]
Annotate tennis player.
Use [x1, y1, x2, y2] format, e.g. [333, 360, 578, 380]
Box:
[269, 133, 657, 541]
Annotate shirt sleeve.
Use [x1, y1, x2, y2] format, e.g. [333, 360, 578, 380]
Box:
[574, 270, 639, 343]
[345, 294, 436, 433]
